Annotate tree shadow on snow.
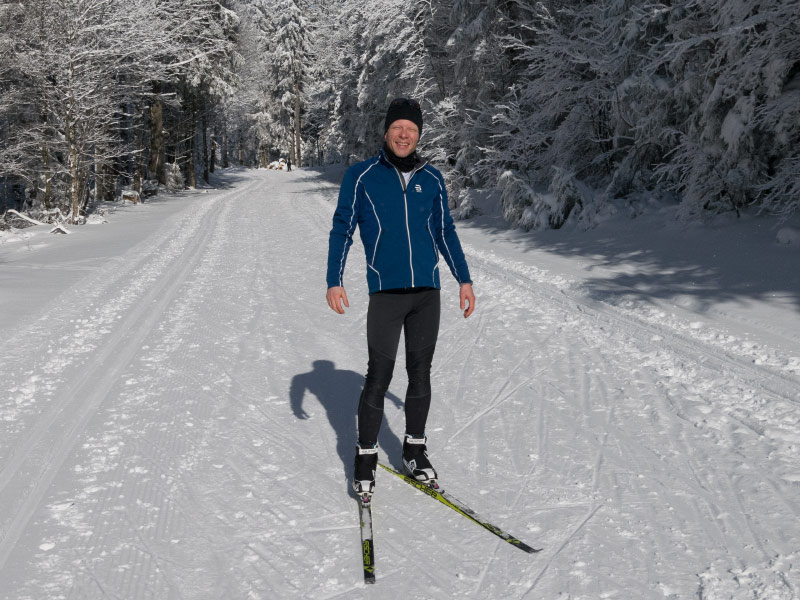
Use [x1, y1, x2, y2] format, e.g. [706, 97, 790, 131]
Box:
[294, 164, 348, 187]
[298, 165, 800, 315]
[459, 212, 800, 315]
[289, 360, 404, 499]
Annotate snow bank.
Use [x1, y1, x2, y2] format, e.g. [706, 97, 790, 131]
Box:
[776, 227, 800, 247]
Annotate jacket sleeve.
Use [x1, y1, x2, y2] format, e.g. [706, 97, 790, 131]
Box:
[431, 173, 472, 285]
[327, 168, 360, 288]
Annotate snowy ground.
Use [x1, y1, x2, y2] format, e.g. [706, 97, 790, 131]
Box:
[1, 167, 798, 599]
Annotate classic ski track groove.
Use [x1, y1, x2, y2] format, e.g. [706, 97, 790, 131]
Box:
[461, 241, 798, 590]
[1, 189, 225, 363]
[463, 242, 799, 403]
[522, 502, 604, 598]
[0, 183, 256, 569]
[446, 348, 535, 445]
[3, 170, 798, 598]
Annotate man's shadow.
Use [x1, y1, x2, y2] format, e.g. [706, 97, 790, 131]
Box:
[290, 360, 404, 497]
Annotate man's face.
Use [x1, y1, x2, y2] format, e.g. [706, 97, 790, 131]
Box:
[384, 119, 420, 158]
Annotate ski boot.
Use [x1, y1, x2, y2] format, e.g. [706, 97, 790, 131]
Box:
[353, 442, 378, 503]
[402, 434, 441, 491]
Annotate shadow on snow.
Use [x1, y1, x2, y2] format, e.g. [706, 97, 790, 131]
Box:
[461, 210, 800, 315]
[289, 359, 403, 499]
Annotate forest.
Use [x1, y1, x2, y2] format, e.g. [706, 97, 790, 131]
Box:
[1, 0, 798, 229]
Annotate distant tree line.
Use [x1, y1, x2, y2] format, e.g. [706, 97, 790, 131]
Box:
[0, 0, 309, 223]
[2, 0, 797, 228]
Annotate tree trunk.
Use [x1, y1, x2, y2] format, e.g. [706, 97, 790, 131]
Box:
[148, 83, 166, 185]
[40, 143, 51, 210]
[210, 126, 216, 174]
[188, 114, 196, 188]
[95, 155, 104, 204]
[259, 144, 267, 168]
[66, 104, 81, 223]
[66, 59, 79, 223]
[184, 94, 196, 188]
[104, 160, 115, 201]
[222, 125, 229, 169]
[134, 101, 145, 193]
[294, 77, 302, 167]
[69, 141, 80, 224]
[81, 166, 92, 215]
[202, 113, 209, 183]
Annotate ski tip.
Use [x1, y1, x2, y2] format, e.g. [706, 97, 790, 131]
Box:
[507, 537, 542, 554]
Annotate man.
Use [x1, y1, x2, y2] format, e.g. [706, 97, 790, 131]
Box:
[326, 97, 475, 499]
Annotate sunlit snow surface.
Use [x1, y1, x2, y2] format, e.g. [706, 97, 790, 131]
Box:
[1, 167, 798, 599]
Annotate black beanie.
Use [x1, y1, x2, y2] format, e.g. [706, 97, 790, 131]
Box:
[384, 98, 423, 134]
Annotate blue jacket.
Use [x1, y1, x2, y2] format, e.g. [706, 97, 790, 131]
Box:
[327, 151, 472, 294]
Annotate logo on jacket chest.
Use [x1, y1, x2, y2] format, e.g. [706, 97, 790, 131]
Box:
[414, 184, 422, 193]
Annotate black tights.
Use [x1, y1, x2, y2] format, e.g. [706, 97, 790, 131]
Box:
[357, 288, 440, 445]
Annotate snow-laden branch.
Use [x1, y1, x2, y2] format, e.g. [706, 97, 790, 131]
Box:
[5, 210, 46, 227]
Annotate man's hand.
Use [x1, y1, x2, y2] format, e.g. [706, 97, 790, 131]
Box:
[460, 283, 475, 318]
[326, 286, 350, 314]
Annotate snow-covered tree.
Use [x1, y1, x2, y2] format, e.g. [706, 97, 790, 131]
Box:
[483, 0, 800, 228]
[652, 0, 800, 221]
[268, 0, 312, 166]
[309, 0, 434, 162]
[3, 0, 797, 227]
[0, 0, 178, 221]
[420, 0, 539, 208]
[163, 0, 240, 186]
[483, 1, 638, 228]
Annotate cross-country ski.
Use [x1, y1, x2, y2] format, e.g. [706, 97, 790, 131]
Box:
[379, 463, 542, 554]
[2, 3, 799, 591]
[357, 496, 376, 584]
[2, 164, 798, 598]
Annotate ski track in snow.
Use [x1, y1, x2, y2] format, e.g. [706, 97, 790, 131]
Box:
[1, 168, 799, 599]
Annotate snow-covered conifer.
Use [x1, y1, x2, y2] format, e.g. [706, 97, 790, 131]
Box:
[0, 0, 177, 221]
[268, 0, 312, 167]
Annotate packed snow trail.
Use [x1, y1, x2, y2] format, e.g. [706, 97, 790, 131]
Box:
[1, 168, 798, 599]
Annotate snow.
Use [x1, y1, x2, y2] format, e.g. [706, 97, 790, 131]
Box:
[1, 167, 799, 599]
[777, 227, 800, 247]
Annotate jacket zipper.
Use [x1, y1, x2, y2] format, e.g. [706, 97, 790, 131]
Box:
[391, 164, 424, 289]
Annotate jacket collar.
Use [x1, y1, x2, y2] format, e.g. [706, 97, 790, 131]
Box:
[378, 148, 427, 172]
